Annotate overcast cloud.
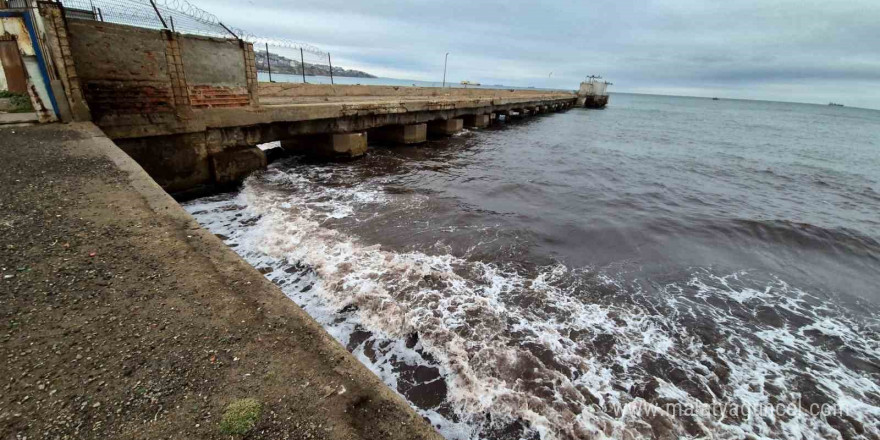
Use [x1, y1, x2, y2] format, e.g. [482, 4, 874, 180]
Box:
[203, 0, 880, 109]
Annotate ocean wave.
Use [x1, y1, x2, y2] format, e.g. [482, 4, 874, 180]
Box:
[184, 169, 880, 440]
[719, 219, 880, 259]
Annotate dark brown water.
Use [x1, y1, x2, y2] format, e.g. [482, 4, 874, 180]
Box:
[185, 94, 880, 439]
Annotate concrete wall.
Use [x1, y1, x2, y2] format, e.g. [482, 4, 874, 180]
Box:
[67, 19, 175, 118]
[65, 19, 256, 120]
[179, 35, 250, 108]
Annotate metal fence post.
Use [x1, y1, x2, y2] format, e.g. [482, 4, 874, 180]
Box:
[328, 53, 333, 85]
[265, 42, 272, 82]
[300, 48, 306, 84]
[218, 22, 238, 40]
[148, 0, 168, 29]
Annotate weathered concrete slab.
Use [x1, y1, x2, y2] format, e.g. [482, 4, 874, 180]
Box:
[0, 112, 40, 125]
[0, 122, 442, 439]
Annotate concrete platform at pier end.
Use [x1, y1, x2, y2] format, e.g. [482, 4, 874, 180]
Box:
[0, 122, 442, 439]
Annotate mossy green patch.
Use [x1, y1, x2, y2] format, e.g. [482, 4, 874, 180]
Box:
[0, 92, 33, 113]
[218, 398, 262, 436]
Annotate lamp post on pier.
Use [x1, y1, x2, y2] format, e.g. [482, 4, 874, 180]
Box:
[442, 52, 449, 88]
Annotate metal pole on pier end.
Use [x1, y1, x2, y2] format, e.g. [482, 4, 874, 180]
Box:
[265, 42, 272, 83]
[328, 53, 334, 85]
[442, 52, 449, 88]
[300, 48, 307, 84]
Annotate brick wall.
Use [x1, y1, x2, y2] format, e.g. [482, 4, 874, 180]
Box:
[66, 20, 175, 119]
[188, 85, 250, 108]
[63, 19, 254, 121]
[178, 34, 251, 109]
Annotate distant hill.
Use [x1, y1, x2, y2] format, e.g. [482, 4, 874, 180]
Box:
[255, 51, 376, 78]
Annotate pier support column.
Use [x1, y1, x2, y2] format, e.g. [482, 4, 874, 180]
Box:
[462, 114, 490, 128]
[211, 146, 267, 185]
[370, 124, 427, 144]
[428, 118, 464, 136]
[281, 132, 368, 158]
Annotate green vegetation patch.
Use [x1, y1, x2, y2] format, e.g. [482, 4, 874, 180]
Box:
[0, 91, 33, 113]
[218, 398, 262, 436]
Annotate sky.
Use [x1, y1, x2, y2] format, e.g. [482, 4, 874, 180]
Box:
[201, 0, 880, 109]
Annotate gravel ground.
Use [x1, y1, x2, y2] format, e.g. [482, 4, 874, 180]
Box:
[0, 122, 442, 439]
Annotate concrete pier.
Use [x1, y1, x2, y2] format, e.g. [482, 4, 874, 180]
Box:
[428, 118, 464, 136]
[28, 5, 579, 193]
[211, 146, 267, 184]
[370, 123, 427, 144]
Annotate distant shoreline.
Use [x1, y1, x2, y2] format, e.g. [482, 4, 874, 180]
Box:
[255, 50, 376, 78]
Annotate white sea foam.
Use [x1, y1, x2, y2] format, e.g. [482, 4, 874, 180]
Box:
[257, 140, 281, 151]
[185, 165, 880, 440]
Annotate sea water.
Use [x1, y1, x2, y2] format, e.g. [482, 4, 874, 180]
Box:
[185, 93, 880, 439]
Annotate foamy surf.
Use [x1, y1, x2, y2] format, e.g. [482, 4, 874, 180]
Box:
[185, 162, 880, 440]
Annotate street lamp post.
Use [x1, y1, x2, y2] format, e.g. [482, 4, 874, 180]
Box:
[442, 52, 449, 88]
